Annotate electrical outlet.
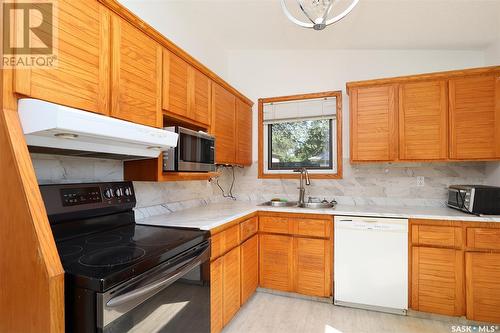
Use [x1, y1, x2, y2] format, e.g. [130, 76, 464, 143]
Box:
[416, 176, 425, 187]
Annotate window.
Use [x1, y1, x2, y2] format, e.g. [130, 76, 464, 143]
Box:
[258, 91, 343, 179]
[269, 119, 333, 170]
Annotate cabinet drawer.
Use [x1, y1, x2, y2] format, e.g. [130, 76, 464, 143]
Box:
[223, 225, 240, 252]
[467, 228, 500, 250]
[412, 225, 462, 248]
[211, 232, 224, 260]
[240, 217, 258, 242]
[292, 218, 330, 238]
[259, 216, 292, 235]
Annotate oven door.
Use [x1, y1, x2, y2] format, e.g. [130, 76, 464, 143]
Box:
[177, 128, 215, 172]
[98, 241, 211, 333]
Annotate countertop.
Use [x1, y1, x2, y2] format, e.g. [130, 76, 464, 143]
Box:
[136, 201, 500, 231]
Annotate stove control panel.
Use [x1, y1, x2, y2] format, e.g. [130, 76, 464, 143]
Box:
[61, 187, 102, 206]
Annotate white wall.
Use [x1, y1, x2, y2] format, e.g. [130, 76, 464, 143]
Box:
[227, 49, 485, 160]
[119, 0, 228, 79]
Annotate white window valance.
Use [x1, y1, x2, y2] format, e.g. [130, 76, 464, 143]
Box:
[263, 97, 337, 124]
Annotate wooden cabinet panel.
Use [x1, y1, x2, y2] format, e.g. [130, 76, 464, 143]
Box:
[162, 51, 190, 118]
[211, 232, 224, 260]
[259, 216, 292, 235]
[240, 217, 258, 242]
[236, 99, 253, 166]
[465, 252, 500, 323]
[411, 247, 464, 316]
[259, 234, 293, 292]
[350, 85, 398, 162]
[223, 247, 241, 326]
[449, 74, 500, 159]
[14, 0, 110, 114]
[292, 218, 330, 239]
[110, 15, 162, 127]
[411, 225, 462, 249]
[210, 257, 223, 333]
[212, 83, 236, 164]
[192, 69, 211, 126]
[241, 235, 259, 305]
[223, 225, 240, 253]
[466, 227, 500, 250]
[399, 80, 448, 160]
[294, 238, 331, 297]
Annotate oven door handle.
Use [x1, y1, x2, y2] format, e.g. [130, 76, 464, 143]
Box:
[106, 245, 210, 308]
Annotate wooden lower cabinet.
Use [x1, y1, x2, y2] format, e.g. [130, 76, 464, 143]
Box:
[241, 235, 259, 305]
[210, 257, 223, 333]
[294, 238, 331, 297]
[223, 247, 241, 326]
[259, 234, 294, 292]
[411, 247, 464, 316]
[466, 252, 500, 323]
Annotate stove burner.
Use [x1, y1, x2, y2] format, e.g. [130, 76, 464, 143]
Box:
[86, 235, 122, 245]
[59, 245, 83, 257]
[129, 227, 189, 246]
[79, 246, 146, 268]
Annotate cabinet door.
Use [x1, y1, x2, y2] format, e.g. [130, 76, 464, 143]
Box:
[223, 247, 241, 326]
[14, 0, 110, 114]
[294, 238, 331, 297]
[210, 257, 223, 333]
[236, 98, 253, 166]
[192, 69, 211, 126]
[259, 234, 293, 292]
[211, 83, 236, 164]
[110, 16, 162, 127]
[162, 51, 190, 118]
[241, 234, 259, 305]
[399, 80, 448, 160]
[411, 247, 464, 316]
[449, 74, 500, 159]
[465, 252, 500, 323]
[350, 85, 398, 162]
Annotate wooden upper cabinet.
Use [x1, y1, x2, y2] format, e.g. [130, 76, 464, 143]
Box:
[110, 15, 162, 127]
[399, 80, 448, 160]
[192, 69, 212, 126]
[236, 98, 253, 166]
[449, 74, 500, 160]
[14, 0, 110, 114]
[163, 51, 189, 118]
[212, 83, 236, 164]
[163, 51, 212, 126]
[350, 85, 398, 162]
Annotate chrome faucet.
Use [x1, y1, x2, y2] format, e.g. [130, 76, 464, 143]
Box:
[294, 168, 311, 205]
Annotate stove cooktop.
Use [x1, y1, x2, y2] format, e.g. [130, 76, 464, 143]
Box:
[56, 223, 208, 292]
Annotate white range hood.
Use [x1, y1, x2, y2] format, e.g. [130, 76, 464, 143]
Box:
[18, 98, 178, 160]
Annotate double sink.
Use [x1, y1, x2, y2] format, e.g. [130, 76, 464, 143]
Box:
[260, 200, 337, 209]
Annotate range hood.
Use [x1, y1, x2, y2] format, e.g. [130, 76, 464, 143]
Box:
[18, 98, 178, 160]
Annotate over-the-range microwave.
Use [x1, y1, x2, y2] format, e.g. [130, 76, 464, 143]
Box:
[163, 126, 216, 172]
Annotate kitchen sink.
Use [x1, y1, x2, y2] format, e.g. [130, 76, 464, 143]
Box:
[260, 201, 299, 207]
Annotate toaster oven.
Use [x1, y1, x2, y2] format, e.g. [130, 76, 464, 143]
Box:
[447, 185, 500, 215]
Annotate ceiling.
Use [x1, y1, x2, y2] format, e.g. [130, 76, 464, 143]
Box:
[122, 0, 500, 51]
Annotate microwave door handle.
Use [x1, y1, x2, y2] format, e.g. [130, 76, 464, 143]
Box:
[106, 245, 210, 308]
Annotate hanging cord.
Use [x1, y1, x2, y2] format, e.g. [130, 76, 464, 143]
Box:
[215, 165, 237, 200]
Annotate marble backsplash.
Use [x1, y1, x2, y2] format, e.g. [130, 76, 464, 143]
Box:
[30, 154, 488, 219]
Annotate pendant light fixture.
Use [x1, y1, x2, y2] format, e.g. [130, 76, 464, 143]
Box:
[280, 0, 360, 31]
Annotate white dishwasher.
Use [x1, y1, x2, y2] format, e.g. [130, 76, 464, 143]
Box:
[334, 216, 408, 315]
